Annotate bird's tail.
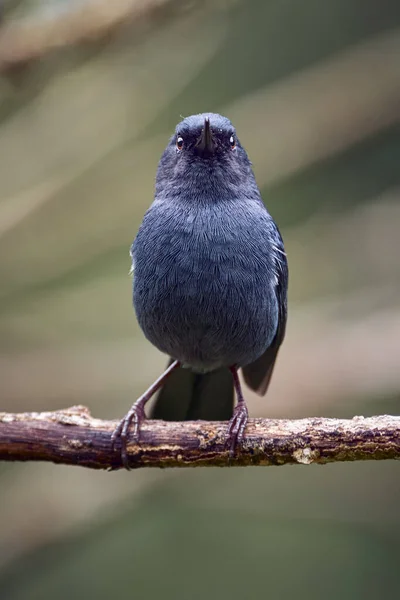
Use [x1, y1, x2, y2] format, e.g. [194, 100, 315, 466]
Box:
[150, 358, 234, 421]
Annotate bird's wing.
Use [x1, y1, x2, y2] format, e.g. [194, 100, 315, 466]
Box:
[129, 243, 135, 276]
[242, 226, 288, 396]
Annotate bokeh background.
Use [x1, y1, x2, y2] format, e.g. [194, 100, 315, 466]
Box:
[1, 1, 400, 598]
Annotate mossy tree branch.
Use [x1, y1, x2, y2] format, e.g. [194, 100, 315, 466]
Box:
[0, 406, 399, 469]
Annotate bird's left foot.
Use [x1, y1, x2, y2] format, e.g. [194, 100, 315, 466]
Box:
[111, 402, 146, 470]
[227, 400, 248, 457]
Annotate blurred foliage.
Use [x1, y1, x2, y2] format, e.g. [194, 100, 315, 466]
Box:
[0, 0, 399, 598]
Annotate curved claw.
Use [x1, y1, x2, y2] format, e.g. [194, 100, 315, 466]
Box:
[111, 361, 180, 470]
[111, 404, 146, 470]
[227, 401, 248, 457]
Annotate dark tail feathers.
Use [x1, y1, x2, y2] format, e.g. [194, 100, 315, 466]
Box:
[150, 359, 234, 421]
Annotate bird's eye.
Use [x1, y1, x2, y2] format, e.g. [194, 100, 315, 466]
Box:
[230, 135, 236, 150]
[176, 136, 184, 151]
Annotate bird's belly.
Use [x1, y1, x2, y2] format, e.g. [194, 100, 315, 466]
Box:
[133, 243, 278, 371]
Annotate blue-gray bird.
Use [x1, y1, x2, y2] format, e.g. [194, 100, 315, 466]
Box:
[112, 113, 288, 467]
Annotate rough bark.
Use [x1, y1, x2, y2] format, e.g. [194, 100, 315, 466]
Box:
[1, 406, 399, 469]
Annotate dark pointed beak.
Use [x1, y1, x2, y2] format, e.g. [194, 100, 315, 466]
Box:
[196, 117, 215, 156]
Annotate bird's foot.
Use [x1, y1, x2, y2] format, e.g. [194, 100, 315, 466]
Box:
[111, 360, 181, 470]
[227, 400, 248, 458]
[111, 402, 146, 470]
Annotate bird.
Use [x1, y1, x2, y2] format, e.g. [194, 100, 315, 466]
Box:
[112, 113, 288, 468]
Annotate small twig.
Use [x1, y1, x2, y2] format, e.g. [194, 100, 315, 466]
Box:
[0, 407, 399, 469]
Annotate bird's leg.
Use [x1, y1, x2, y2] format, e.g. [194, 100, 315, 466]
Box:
[227, 366, 249, 457]
[111, 359, 180, 469]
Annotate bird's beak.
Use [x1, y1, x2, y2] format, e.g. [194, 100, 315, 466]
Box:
[196, 117, 215, 155]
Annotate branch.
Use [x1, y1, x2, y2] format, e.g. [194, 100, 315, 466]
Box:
[0, 0, 170, 72]
[1, 406, 399, 469]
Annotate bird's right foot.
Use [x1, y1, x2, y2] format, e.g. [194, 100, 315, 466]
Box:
[227, 400, 248, 458]
[111, 402, 146, 470]
[111, 360, 181, 470]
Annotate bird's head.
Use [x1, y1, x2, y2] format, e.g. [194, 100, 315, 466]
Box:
[155, 113, 258, 202]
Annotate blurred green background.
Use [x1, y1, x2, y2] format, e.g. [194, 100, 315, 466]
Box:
[1, 1, 400, 598]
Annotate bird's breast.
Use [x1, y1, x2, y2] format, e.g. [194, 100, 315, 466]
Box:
[132, 201, 278, 370]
